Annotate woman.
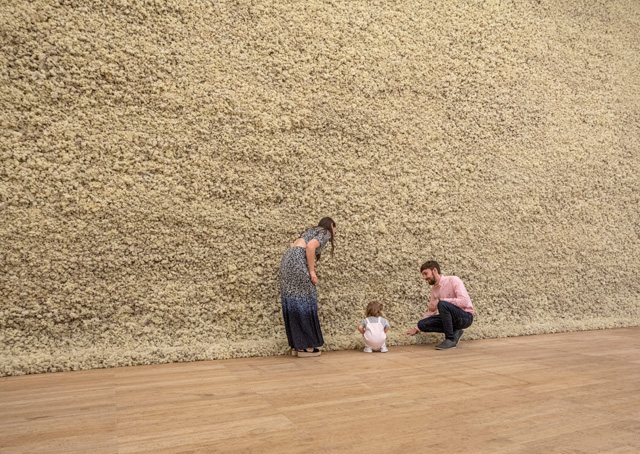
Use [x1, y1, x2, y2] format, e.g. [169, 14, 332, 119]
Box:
[280, 217, 336, 357]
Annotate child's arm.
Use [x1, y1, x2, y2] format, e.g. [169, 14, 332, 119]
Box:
[358, 325, 365, 335]
[384, 326, 389, 333]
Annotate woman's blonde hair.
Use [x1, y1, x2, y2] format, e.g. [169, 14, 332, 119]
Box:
[365, 301, 383, 317]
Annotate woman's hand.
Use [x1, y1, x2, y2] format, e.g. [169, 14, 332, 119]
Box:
[310, 272, 318, 285]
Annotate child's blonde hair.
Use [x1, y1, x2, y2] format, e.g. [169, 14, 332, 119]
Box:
[365, 301, 383, 317]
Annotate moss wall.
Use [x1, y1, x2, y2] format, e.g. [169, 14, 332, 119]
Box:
[1, 0, 639, 375]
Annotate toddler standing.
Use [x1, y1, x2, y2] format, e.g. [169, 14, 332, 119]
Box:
[358, 301, 390, 353]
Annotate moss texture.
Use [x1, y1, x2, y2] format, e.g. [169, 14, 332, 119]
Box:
[1, 0, 639, 376]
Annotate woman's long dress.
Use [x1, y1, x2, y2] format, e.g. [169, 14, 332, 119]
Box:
[279, 227, 331, 350]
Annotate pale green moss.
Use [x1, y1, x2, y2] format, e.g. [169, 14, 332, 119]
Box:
[1, 0, 639, 376]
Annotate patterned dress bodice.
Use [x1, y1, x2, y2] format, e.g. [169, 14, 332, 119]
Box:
[299, 227, 332, 255]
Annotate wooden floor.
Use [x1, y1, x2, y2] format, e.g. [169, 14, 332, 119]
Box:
[1, 328, 640, 454]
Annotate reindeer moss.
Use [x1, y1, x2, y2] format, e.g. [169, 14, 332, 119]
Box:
[1, 0, 639, 375]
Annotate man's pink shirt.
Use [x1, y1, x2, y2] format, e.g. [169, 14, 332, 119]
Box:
[424, 275, 474, 318]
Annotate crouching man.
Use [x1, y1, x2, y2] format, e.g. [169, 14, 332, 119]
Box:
[406, 261, 474, 350]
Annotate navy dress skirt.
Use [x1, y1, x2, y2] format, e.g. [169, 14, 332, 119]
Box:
[280, 227, 331, 350]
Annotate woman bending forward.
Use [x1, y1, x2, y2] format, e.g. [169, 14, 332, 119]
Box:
[280, 217, 336, 358]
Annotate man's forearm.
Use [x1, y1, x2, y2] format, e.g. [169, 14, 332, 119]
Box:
[440, 295, 471, 310]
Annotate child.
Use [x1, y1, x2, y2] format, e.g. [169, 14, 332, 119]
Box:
[358, 301, 390, 353]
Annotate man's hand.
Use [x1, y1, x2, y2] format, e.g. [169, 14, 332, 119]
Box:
[405, 327, 420, 336]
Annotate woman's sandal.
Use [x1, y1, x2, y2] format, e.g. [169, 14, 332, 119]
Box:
[297, 348, 321, 358]
[291, 349, 297, 356]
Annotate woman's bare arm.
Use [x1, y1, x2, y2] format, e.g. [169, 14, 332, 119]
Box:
[306, 239, 320, 284]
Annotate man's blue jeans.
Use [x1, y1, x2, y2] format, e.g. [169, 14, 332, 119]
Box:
[417, 300, 474, 340]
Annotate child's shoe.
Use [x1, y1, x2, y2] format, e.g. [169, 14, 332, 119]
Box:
[380, 344, 388, 353]
[363, 346, 373, 353]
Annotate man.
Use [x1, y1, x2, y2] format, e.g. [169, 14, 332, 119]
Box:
[406, 261, 474, 350]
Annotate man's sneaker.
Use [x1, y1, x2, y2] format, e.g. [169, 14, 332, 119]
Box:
[380, 345, 388, 353]
[363, 346, 373, 353]
[435, 339, 457, 350]
[453, 329, 464, 345]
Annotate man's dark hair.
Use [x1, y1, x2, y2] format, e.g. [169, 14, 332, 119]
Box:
[420, 261, 441, 274]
